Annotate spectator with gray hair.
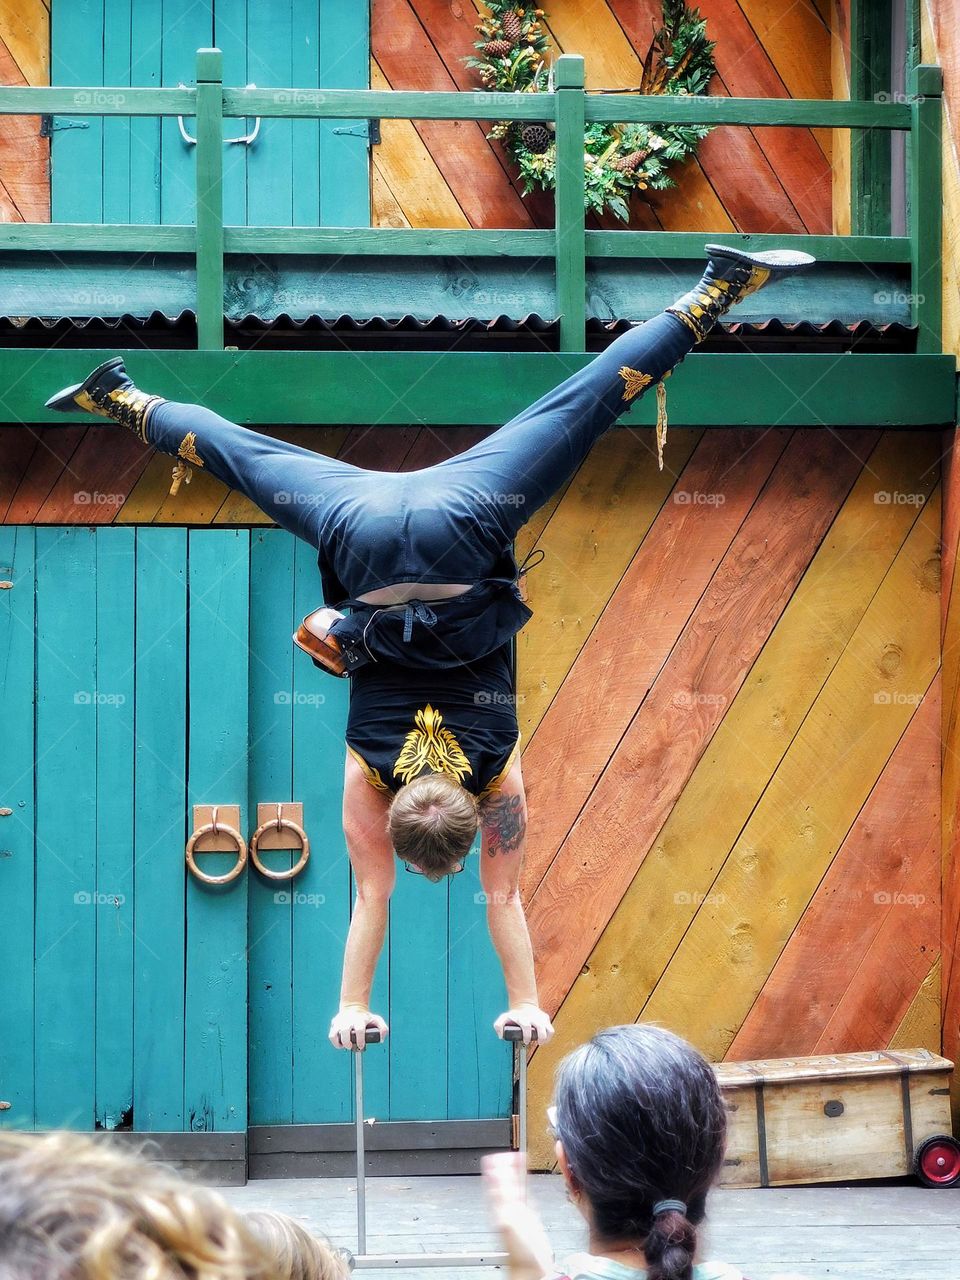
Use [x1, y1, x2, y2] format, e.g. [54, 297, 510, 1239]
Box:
[484, 1023, 745, 1280]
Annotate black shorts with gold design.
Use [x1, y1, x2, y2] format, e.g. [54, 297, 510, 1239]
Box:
[345, 642, 521, 801]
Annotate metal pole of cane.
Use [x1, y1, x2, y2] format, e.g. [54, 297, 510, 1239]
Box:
[350, 1022, 534, 1270]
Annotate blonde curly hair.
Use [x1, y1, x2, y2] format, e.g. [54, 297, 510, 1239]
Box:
[0, 1128, 349, 1280]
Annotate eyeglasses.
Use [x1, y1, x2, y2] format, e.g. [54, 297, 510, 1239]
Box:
[403, 860, 465, 878]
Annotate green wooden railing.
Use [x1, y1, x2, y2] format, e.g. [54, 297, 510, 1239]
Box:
[0, 49, 944, 355]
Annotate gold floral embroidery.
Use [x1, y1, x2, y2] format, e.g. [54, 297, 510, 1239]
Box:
[619, 367, 654, 402]
[347, 745, 392, 793]
[394, 704, 473, 787]
[178, 431, 204, 468]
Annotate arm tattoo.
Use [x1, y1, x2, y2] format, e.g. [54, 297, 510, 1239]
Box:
[480, 792, 526, 857]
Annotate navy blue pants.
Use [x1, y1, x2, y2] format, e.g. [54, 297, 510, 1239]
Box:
[144, 310, 696, 670]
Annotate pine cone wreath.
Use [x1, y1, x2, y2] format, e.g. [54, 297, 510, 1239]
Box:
[613, 148, 650, 172]
[502, 8, 523, 42]
[522, 122, 553, 153]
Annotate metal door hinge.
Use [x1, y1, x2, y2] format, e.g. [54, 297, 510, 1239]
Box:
[40, 115, 90, 136]
[333, 119, 380, 146]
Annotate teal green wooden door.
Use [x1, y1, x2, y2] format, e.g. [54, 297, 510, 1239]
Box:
[51, 0, 370, 228]
[0, 525, 250, 1133]
[0, 526, 510, 1137]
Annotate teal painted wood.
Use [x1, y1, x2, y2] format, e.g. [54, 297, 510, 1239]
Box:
[0, 528, 37, 1128]
[184, 528, 249, 1133]
[290, 538, 353, 1123]
[3, 82, 916, 129]
[555, 55, 586, 351]
[5, 351, 954, 428]
[246, 2, 292, 228]
[0, 224, 912, 265]
[216, 0, 251, 228]
[850, 0, 893, 237]
[133, 528, 188, 1130]
[34, 528, 98, 1127]
[94, 528, 136, 1131]
[103, 0, 134, 227]
[248, 529, 297, 1126]
[909, 65, 943, 354]
[319, 0, 371, 227]
[161, 2, 214, 227]
[291, 0, 322, 227]
[196, 49, 225, 349]
[130, 0, 164, 225]
[447, 848, 511, 1120]
[50, 0, 104, 225]
[388, 875, 449, 1120]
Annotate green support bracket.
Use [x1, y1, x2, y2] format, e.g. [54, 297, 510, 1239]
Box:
[195, 48, 224, 352]
[908, 63, 942, 354]
[554, 54, 586, 352]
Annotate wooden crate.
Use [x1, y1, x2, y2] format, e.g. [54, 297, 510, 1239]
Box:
[715, 1048, 955, 1187]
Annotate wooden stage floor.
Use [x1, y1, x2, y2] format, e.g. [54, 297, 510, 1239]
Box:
[218, 1173, 959, 1279]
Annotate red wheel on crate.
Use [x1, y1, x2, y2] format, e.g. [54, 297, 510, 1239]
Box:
[913, 1134, 960, 1187]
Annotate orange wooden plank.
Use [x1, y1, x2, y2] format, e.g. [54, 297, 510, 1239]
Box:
[401, 426, 491, 469]
[372, 0, 537, 229]
[0, 430, 42, 522]
[519, 426, 792, 898]
[729, 683, 941, 1058]
[338, 425, 423, 470]
[625, 0, 833, 233]
[0, 36, 49, 223]
[4, 426, 87, 523]
[34, 427, 153, 523]
[524, 428, 877, 1018]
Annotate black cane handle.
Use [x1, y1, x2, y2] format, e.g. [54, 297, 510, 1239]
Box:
[503, 1022, 539, 1042]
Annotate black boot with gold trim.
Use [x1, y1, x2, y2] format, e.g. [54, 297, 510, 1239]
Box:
[666, 243, 816, 343]
[44, 356, 165, 445]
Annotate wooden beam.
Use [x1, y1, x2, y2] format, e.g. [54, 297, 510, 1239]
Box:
[1, 350, 953, 428]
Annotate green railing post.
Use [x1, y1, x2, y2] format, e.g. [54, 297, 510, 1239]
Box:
[554, 54, 586, 351]
[195, 48, 224, 351]
[908, 64, 942, 355]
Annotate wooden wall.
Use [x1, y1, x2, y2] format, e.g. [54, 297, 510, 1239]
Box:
[0, 0, 49, 223]
[922, 0, 960, 1129]
[371, 0, 834, 235]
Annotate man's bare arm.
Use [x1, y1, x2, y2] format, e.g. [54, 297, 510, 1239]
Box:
[479, 754, 554, 1045]
[331, 753, 395, 1050]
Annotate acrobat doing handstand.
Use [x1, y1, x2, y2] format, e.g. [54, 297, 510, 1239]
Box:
[46, 244, 813, 1050]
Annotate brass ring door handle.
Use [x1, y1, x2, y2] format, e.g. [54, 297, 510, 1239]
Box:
[250, 803, 311, 880]
[185, 805, 248, 885]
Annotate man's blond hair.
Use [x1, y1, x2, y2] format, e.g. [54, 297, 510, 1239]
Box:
[388, 771, 479, 879]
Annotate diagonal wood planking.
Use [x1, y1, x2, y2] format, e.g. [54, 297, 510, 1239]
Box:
[523, 428, 880, 1022]
[729, 681, 941, 1058]
[639, 484, 941, 1058]
[519, 426, 790, 893]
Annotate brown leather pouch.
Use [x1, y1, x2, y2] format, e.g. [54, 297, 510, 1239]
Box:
[292, 619, 349, 678]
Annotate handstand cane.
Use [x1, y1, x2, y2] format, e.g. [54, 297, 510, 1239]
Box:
[349, 1023, 532, 1270]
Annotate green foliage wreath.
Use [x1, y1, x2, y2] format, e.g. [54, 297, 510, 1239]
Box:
[466, 0, 717, 221]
